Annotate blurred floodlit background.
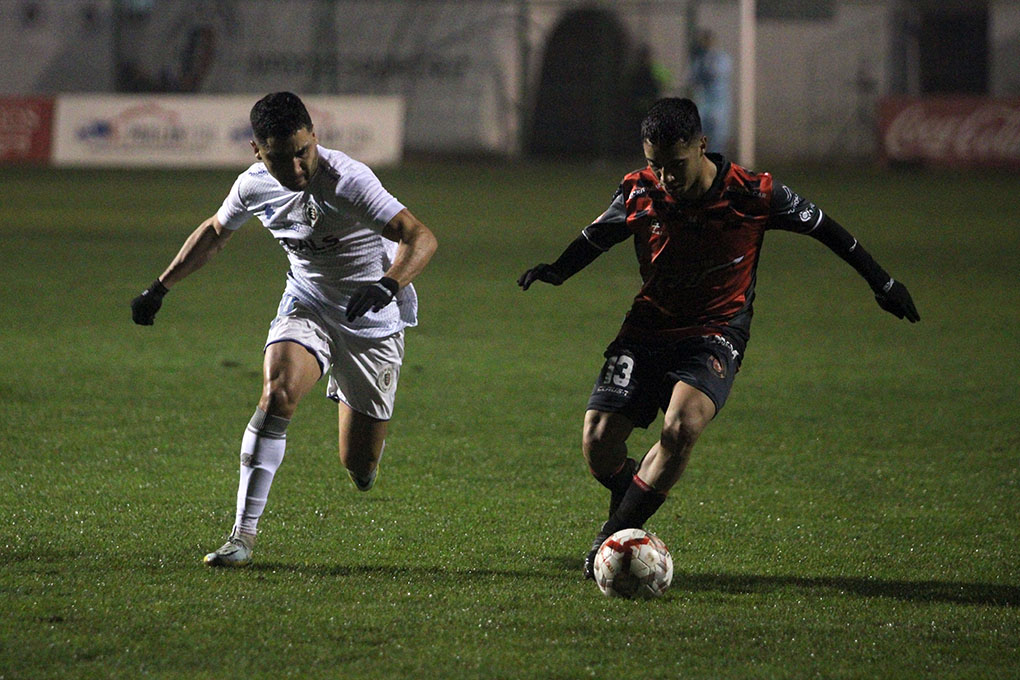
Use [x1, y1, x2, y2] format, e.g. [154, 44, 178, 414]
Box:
[2, 0, 1018, 168]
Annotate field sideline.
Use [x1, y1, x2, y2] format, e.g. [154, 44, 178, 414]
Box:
[1, 160, 1017, 679]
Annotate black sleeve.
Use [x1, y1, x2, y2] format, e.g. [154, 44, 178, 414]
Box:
[768, 180, 824, 234]
[581, 186, 632, 250]
[547, 234, 605, 280]
[549, 186, 632, 279]
[768, 179, 892, 293]
[807, 213, 892, 293]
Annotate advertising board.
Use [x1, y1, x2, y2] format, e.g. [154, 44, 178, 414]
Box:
[52, 95, 404, 168]
[879, 97, 1020, 168]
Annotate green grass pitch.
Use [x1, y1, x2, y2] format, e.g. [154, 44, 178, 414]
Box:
[1, 159, 1017, 679]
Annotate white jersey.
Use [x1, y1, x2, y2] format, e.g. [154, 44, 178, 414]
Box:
[216, 146, 416, 338]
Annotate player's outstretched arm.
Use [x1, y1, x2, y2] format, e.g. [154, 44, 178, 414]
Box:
[131, 214, 235, 326]
[518, 234, 604, 291]
[808, 214, 920, 323]
[346, 208, 438, 321]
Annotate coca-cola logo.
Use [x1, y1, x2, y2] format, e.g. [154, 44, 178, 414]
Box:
[883, 99, 1020, 163]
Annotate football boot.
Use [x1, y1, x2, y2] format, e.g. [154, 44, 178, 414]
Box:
[203, 528, 255, 567]
[348, 467, 378, 492]
[583, 529, 611, 580]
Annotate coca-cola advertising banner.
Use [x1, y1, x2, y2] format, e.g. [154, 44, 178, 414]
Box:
[0, 96, 54, 163]
[879, 97, 1020, 168]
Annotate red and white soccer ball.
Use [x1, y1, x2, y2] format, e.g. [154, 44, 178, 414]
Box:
[593, 528, 673, 599]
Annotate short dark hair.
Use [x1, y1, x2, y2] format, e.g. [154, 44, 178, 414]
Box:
[250, 92, 313, 144]
[640, 98, 702, 148]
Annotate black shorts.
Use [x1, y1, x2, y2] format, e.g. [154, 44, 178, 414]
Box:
[586, 334, 743, 428]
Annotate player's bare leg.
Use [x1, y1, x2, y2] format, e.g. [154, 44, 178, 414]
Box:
[583, 410, 634, 478]
[583, 409, 638, 517]
[339, 403, 387, 491]
[582, 382, 715, 578]
[258, 340, 322, 419]
[637, 382, 715, 491]
[205, 341, 320, 567]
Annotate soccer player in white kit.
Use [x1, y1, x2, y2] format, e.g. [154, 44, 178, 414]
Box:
[130, 92, 438, 567]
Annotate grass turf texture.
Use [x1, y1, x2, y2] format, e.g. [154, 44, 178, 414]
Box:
[1, 161, 1017, 679]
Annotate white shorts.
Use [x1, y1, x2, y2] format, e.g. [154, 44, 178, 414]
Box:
[265, 303, 404, 420]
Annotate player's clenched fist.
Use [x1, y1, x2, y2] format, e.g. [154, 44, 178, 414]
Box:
[346, 276, 399, 321]
[131, 279, 169, 325]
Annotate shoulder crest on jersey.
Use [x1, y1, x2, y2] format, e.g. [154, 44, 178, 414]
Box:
[622, 168, 669, 204]
[721, 163, 773, 210]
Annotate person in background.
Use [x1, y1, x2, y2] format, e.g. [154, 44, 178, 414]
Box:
[688, 29, 733, 153]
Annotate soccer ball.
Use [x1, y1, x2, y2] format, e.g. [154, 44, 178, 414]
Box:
[593, 528, 673, 599]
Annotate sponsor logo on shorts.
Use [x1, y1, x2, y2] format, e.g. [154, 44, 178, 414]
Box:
[708, 355, 726, 379]
[241, 453, 257, 467]
[708, 334, 740, 361]
[594, 384, 632, 398]
[376, 364, 397, 393]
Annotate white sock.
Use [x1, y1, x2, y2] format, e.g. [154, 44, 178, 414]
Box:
[234, 409, 289, 535]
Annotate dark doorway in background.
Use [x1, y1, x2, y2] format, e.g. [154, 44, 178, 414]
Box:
[528, 8, 634, 158]
[918, 8, 988, 94]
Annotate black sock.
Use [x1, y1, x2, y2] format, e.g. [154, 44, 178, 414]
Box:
[593, 458, 636, 496]
[599, 476, 667, 537]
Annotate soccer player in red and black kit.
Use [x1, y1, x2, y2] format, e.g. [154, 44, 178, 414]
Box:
[518, 98, 919, 579]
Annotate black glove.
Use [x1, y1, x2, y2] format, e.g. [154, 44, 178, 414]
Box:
[874, 279, 920, 323]
[346, 277, 399, 321]
[518, 264, 565, 290]
[131, 279, 169, 325]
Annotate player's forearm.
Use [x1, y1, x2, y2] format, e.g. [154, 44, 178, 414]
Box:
[549, 234, 605, 280]
[159, 218, 232, 288]
[385, 223, 438, 288]
[809, 215, 892, 292]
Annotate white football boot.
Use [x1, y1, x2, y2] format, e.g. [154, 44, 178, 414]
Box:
[203, 529, 255, 567]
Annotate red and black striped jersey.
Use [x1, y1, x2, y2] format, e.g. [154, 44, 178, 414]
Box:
[582, 154, 823, 345]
